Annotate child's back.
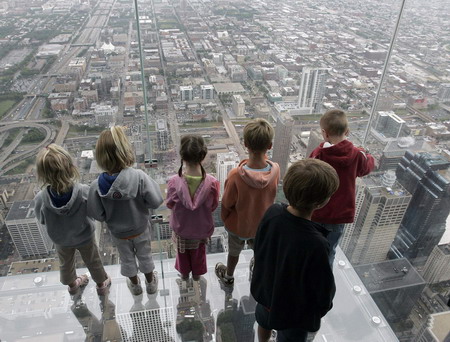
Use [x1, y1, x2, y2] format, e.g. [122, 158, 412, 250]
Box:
[34, 144, 110, 296]
[251, 159, 339, 341]
[216, 119, 279, 286]
[310, 109, 374, 265]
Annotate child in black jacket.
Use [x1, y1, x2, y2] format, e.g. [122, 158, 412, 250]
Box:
[251, 159, 339, 342]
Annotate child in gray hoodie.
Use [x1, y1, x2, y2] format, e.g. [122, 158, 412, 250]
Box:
[34, 144, 110, 296]
[88, 126, 163, 296]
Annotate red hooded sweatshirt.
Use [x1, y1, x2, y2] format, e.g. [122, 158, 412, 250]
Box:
[309, 140, 375, 224]
[221, 159, 280, 239]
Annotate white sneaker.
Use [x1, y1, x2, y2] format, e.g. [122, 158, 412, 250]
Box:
[127, 277, 143, 296]
[145, 271, 158, 294]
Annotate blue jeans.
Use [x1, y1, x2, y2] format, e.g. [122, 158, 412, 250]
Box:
[318, 223, 345, 267]
[255, 303, 308, 342]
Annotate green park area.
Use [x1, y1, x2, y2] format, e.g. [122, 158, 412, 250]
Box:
[0, 100, 16, 119]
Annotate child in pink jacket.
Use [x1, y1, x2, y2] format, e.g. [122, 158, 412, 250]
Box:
[166, 135, 220, 281]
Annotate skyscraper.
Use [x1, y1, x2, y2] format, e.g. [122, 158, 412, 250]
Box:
[156, 119, 170, 151]
[341, 171, 411, 265]
[305, 127, 323, 158]
[354, 258, 426, 323]
[422, 244, 450, 284]
[391, 152, 450, 260]
[272, 114, 293, 180]
[216, 152, 239, 199]
[297, 67, 328, 114]
[5, 200, 53, 258]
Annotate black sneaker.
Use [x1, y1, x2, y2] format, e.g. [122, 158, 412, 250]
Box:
[215, 262, 234, 286]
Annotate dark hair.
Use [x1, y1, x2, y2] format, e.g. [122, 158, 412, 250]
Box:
[283, 159, 339, 212]
[178, 135, 207, 178]
[320, 109, 348, 137]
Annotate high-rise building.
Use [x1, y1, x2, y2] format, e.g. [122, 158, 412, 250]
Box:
[232, 95, 245, 117]
[272, 114, 293, 180]
[391, 152, 450, 260]
[305, 127, 323, 158]
[297, 67, 328, 114]
[437, 83, 450, 103]
[5, 200, 53, 258]
[354, 258, 426, 323]
[422, 244, 450, 284]
[156, 119, 169, 151]
[341, 171, 411, 265]
[179, 86, 193, 101]
[371, 111, 406, 142]
[415, 311, 450, 342]
[200, 85, 214, 100]
[216, 152, 239, 199]
[378, 137, 428, 171]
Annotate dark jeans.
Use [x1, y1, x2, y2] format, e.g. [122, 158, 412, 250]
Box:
[319, 223, 345, 266]
[255, 303, 308, 342]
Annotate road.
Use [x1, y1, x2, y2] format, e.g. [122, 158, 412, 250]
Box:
[0, 123, 54, 175]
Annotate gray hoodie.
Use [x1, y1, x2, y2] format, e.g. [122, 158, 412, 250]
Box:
[88, 167, 163, 239]
[34, 183, 94, 248]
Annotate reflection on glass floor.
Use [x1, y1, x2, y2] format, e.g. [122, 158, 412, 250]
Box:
[0, 249, 398, 341]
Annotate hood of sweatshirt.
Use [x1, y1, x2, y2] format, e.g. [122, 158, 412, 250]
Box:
[237, 159, 280, 189]
[171, 174, 216, 211]
[97, 167, 140, 200]
[312, 140, 362, 168]
[41, 183, 84, 216]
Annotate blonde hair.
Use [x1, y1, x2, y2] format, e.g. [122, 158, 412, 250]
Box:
[283, 159, 339, 212]
[243, 118, 274, 152]
[95, 126, 135, 173]
[320, 109, 348, 137]
[36, 144, 80, 194]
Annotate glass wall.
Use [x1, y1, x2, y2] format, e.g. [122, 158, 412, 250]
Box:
[0, 0, 449, 340]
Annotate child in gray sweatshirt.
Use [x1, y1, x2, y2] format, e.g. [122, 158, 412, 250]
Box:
[88, 126, 163, 296]
[34, 144, 110, 296]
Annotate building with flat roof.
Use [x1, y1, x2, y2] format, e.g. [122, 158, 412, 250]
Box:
[232, 95, 245, 117]
[179, 85, 193, 101]
[272, 114, 293, 180]
[156, 119, 170, 151]
[391, 152, 450, 260]
[371, 111, 406, 142]
[216, 152, 239, 199]
[212, 83, 246, 95]
[422, 244, 450, 284]
[341, 171, 411, 265]
[416, 311, 450, 342]
[355, 258, 426, 323]
[298, 67, 328, 114]
[5, 200, 53, 258]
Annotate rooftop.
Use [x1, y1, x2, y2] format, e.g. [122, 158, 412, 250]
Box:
[354, 258, 425, 293]
[5, 200, 36, 221]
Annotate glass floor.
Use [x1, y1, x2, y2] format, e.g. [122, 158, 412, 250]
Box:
[0, 249, 398, 341]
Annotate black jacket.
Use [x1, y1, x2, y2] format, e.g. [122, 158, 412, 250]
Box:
[250, 203, 336, 331]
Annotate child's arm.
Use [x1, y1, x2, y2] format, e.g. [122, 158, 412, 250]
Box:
[211, 179, 220, 212]
[87, 182, 106, 222]
[221, 177, 237, 222]
[166, 178, 177, 209]
[356, 149, 375, 177]
[33, 194, 46, 225]
[141, 172, 164, 209]
[307, 247, 336, 317]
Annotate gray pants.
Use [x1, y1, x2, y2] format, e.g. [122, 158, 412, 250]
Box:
[112, 228, 155, 277]
[56, 239, 108, 285]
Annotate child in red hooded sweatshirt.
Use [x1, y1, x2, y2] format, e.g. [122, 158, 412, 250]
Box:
[310, 109, 375, 266]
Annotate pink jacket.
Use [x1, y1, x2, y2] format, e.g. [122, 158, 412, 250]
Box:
[166, 174, 220, 239]
[221, 159, 280, 239]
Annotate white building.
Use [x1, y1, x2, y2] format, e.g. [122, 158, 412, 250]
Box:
[179, 86, 193, 101]
[340, 172, 411, 265]
[422, 244, 450, 283]
[216, 152, 240, 199]
[200, 85, 215, 100]
[94, 104, 118, 125]
[232, 95, 245, 117]
[298, 67, 328, 114]
[6, 201, 53, 258]
[156, 119, 170, 151]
